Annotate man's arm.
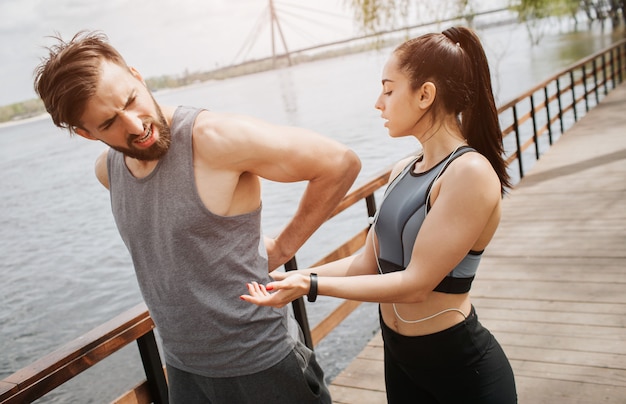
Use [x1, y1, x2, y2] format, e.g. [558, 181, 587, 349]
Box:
[196, 111, 361, 270]
[95, 148, 110, 190]
[266, 141, 361, 269]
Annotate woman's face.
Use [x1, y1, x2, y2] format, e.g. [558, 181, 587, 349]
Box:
[374, 53, 423, 139]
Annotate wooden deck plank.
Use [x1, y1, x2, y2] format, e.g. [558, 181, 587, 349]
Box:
[478, 308, 626, 330]
[329, 82, 626, 403]
[330, 358, 386, 391]
[328, 385, 387, 404]
[513, 376, 626, 404]
[472, 295, 625, 314]
[503, 345, 625, 370]
[512, 360, 626, 385]
[479, 319, 626, 340]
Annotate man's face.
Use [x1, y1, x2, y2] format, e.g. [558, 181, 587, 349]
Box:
[76, 60, 171, 161]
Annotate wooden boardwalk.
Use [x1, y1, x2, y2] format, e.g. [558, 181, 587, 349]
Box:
[328, 82, 626, 403]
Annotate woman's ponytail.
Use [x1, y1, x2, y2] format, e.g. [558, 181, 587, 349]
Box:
[444, 27, 511, 193]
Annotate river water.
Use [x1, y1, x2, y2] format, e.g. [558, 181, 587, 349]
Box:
[1, 19, 623, 403]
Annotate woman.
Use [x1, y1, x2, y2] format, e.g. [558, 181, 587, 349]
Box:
[242, 26, 517, 403]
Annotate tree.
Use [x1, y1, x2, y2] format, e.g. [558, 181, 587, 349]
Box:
[344, 0, 625, 40]
[343, 0, 411, 33]
[343, 0, 471, 34]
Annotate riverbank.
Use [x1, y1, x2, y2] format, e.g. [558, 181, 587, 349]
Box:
[0, 7, 517, 124]
[0, 113, 50, 129]
[0, 38, 381, 125]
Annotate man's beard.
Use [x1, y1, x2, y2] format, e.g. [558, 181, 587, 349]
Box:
[110, 98, 171, 161]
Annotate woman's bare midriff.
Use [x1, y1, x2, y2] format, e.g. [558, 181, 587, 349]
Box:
[380, 292, 472, 336]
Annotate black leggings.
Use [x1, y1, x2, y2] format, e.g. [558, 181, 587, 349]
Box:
[380, 306, 517, 403]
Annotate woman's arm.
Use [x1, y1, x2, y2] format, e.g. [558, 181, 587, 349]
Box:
[242, 152, 501, 308]
[244, 227, 381, 306]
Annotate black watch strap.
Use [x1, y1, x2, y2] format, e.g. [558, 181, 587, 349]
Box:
[307, 273, 318, 302]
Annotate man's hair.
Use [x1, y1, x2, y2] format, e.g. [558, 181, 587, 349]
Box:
[33, 30, 128, 134]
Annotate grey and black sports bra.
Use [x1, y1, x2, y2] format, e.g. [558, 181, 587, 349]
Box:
[373, 146, 481, 294]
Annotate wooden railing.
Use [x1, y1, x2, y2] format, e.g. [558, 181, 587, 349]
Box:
[0, 304, 167, 404]
[1, 39, 624, 404]
[499, 38, 625, 181]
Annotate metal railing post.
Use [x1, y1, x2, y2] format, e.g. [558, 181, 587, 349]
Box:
[544, 86, 553, 145]
[512, 105, 524, 179]
[556, 78, 564, 133]
[610, 48, 616, 89]
[136, 331, 169, 404]
[570, 71, 578, 122]
[602, 53, 608, 95]
[284, 256, 314, 349]
[529, 93, 540, 159]
[582, 64, 590, 112]
[617, 45, 626, 84]
[593, 58, 599, 103]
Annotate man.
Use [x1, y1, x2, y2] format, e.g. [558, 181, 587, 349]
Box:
[34, 31, 360, 403]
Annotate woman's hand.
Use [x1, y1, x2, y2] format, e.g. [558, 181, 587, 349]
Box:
[240, 274, 309, 308]
[268, 269, 290, 282]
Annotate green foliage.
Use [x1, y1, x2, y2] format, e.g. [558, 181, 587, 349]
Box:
[343, 0, 411, 33]
[342, 0, 624, 47]
[343, 0, 624, 32]
[0, 98, 46, 123]
[512, 0, 579, 21]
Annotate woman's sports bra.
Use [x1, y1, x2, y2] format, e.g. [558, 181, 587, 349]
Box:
[373, 146, 481, 294]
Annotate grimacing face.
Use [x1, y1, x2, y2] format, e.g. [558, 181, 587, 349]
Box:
[76, 60, 172, 161]
[105, 93, 171, 161]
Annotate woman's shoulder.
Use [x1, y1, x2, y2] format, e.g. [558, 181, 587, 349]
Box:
[447, 149, 501, 193]
[453, 148, 493, 172]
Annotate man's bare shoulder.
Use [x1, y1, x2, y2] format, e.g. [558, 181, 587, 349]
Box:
[193, 111, 262, 145]
[189, 109, 357, 177]
[195, 110, 265, 132]
[95, 148, 110, 189]
[190, 110, 270, 168]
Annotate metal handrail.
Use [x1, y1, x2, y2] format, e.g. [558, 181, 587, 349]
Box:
[498, 39, 625, 181]
[1, 38, 624, 404]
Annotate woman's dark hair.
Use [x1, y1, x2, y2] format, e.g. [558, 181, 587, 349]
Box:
[394, 26, 511, 193]
[33, 30, 129, 135]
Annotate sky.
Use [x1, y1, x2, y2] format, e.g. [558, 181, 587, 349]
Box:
[0, 0, 357, 106]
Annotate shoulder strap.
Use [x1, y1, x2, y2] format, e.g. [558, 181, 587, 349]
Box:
[425, 146, 475, 214]
[384, 154, 422, 197]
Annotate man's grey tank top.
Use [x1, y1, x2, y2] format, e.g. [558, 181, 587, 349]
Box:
[107, 106, 294, 377]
